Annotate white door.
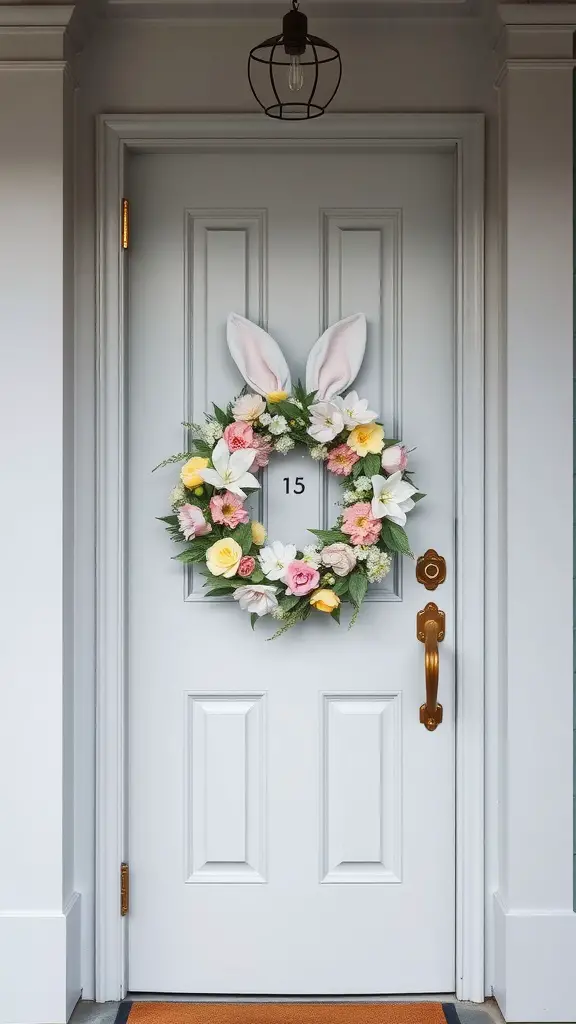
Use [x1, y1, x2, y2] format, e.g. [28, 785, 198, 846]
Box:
[127, 147, 455, 994]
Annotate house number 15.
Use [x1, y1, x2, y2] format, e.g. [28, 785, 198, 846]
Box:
[283, 476, 305, 495]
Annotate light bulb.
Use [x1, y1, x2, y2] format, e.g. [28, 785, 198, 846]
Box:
[288, 55, 305, 92]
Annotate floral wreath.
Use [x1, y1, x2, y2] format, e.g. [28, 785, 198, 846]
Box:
[157, 312, 423, 638]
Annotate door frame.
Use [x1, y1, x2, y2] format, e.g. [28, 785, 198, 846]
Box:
[94, 112, 485, 1003]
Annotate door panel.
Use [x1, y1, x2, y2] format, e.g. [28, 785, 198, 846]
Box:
[127, 149, 455, 994]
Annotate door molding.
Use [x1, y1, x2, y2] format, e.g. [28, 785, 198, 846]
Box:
[95, 112, 485, 1002]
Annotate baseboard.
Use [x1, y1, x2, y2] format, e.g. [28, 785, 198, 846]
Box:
[0, 892, 82, 1024]
[493, 891, 576, 1021]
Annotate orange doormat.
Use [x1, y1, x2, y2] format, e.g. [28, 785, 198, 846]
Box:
[115, 1003, 461, 1024]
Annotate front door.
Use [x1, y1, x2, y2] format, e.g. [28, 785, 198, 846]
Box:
[127, 146, 455, 994]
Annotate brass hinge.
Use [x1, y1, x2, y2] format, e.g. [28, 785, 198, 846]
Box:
[121, 198, 130, 251]
[120, 862, 129, 916]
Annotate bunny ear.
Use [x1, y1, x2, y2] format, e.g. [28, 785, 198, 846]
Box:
[305, 313, 367, 401]
[227, 313, 292, 398]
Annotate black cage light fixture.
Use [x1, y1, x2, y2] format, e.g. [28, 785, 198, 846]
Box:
[248, 0, 342, 120]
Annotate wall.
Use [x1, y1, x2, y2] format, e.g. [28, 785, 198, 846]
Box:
[74, 14, 498, 998]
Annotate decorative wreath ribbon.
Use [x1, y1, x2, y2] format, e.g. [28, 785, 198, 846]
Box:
[157, 313, 423, 638]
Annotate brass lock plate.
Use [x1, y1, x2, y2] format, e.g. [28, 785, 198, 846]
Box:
[416, 602, 445, 643]
[416, 549, 446, 591]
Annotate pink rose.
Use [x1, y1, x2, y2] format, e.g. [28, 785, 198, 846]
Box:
[209, 490, 250, 529]
[223, 421, 254, 452]
[177, 504, 212, 540]
[284, 559, 320, 597]
[238, 555, 256, 578]
[327, 443, 360, 477]
[381, 444, 408, 474]
[341, 502, 382, 546]
[250, 433, 274, 471]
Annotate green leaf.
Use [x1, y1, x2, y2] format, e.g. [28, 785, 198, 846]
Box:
[233, 522, 253, 556]
[380, 520, 413, 556]
[351, 461, 364, 479]
[274, 400, 303, 421]
[250, 567, 264, 583]
[205, 586, 234, 597]
[332, 576, 349, 596]
[330, 606, 341, 624]
[308, 528, 349, 545]
[279, 594, 301, 613]
[173, 543, 210, 564]
[212, 404, 229, 426]
[190, 439, 213, 459]
[348, 570, 369, 609]
[382, 437, 400, 449]
[250, 612, 258, 631]
[412, 491, 426, 503]
[157, 514, 179, 525]
[362, 452, 381, 478]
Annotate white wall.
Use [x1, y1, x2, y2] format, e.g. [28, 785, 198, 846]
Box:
[74, 13, 499, 1000]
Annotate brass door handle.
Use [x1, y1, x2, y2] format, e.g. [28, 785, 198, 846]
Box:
[417, 602, 445, 731]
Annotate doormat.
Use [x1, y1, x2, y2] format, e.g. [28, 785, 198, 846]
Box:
[114, 1003, 462, 1024]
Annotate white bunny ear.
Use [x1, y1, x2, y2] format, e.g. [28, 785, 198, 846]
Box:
[305, 313, 367, 401]
[227, 313, 292, 398]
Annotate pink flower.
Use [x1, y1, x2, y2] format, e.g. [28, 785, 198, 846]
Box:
[223, 421, 254, 452]
[284, 559, 320, 597]
[209, 490, 250, 528]
[177, 504, 212, 540]
[381, 444, 408, 474]
[341, 502, 382, 546]
[238, 556, 256, 578]
[250, 433, 274, 471]
[327, 443, 360, 477]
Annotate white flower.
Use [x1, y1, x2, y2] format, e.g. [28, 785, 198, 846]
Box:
[199, 438, 260, 498]
[342, 490, 357, 505]
[381, 444, 408, 474]
[259, 412, 272, 426]
[310, 444, 328, 461]
[308, 401, 344, 443]
[302, 545, 322, 569]
[259, 540, 297, 581]
[354, 476, 372, 495]
[274, 435, 295, 454]
[169, 483, 187, 509]
[201, 420, 223, 445]
[269, 414, 289, 436]
[321, 542, 357, 576]
[370, 472, 418, 526]
[355, 545, 374, 562]
[233, 584, 278, 617]
[333, 390, 377, 429]
[366, 550, 393, 583]
[232, 393, 266, 423]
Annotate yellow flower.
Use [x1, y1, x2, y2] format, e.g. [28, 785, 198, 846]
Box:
[348, 422, 385, 456]
[267, 390, 288, 404]
[206, 537, 243, 578]
[251, 521, 267, 546]
[310, 589, 341, 614]
[181, 456, 209, 489]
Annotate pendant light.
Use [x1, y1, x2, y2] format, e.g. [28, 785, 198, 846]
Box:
[248, 1, 342, 120]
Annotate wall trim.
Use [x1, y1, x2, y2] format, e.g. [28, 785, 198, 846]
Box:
[95, 111, 485, 1002]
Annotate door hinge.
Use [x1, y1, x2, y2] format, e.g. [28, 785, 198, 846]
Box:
[120, 862, 129, 916]
[121, 198, 130, 251]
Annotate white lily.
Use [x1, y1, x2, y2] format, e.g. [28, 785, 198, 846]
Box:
[333, 390, 376, 429]
[199, 438, 260, 498]
[307, 401, 344, 443]
[233, 584, 279, 617]
[370, 472, 418, 526]
[259, 540, 297, 581]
